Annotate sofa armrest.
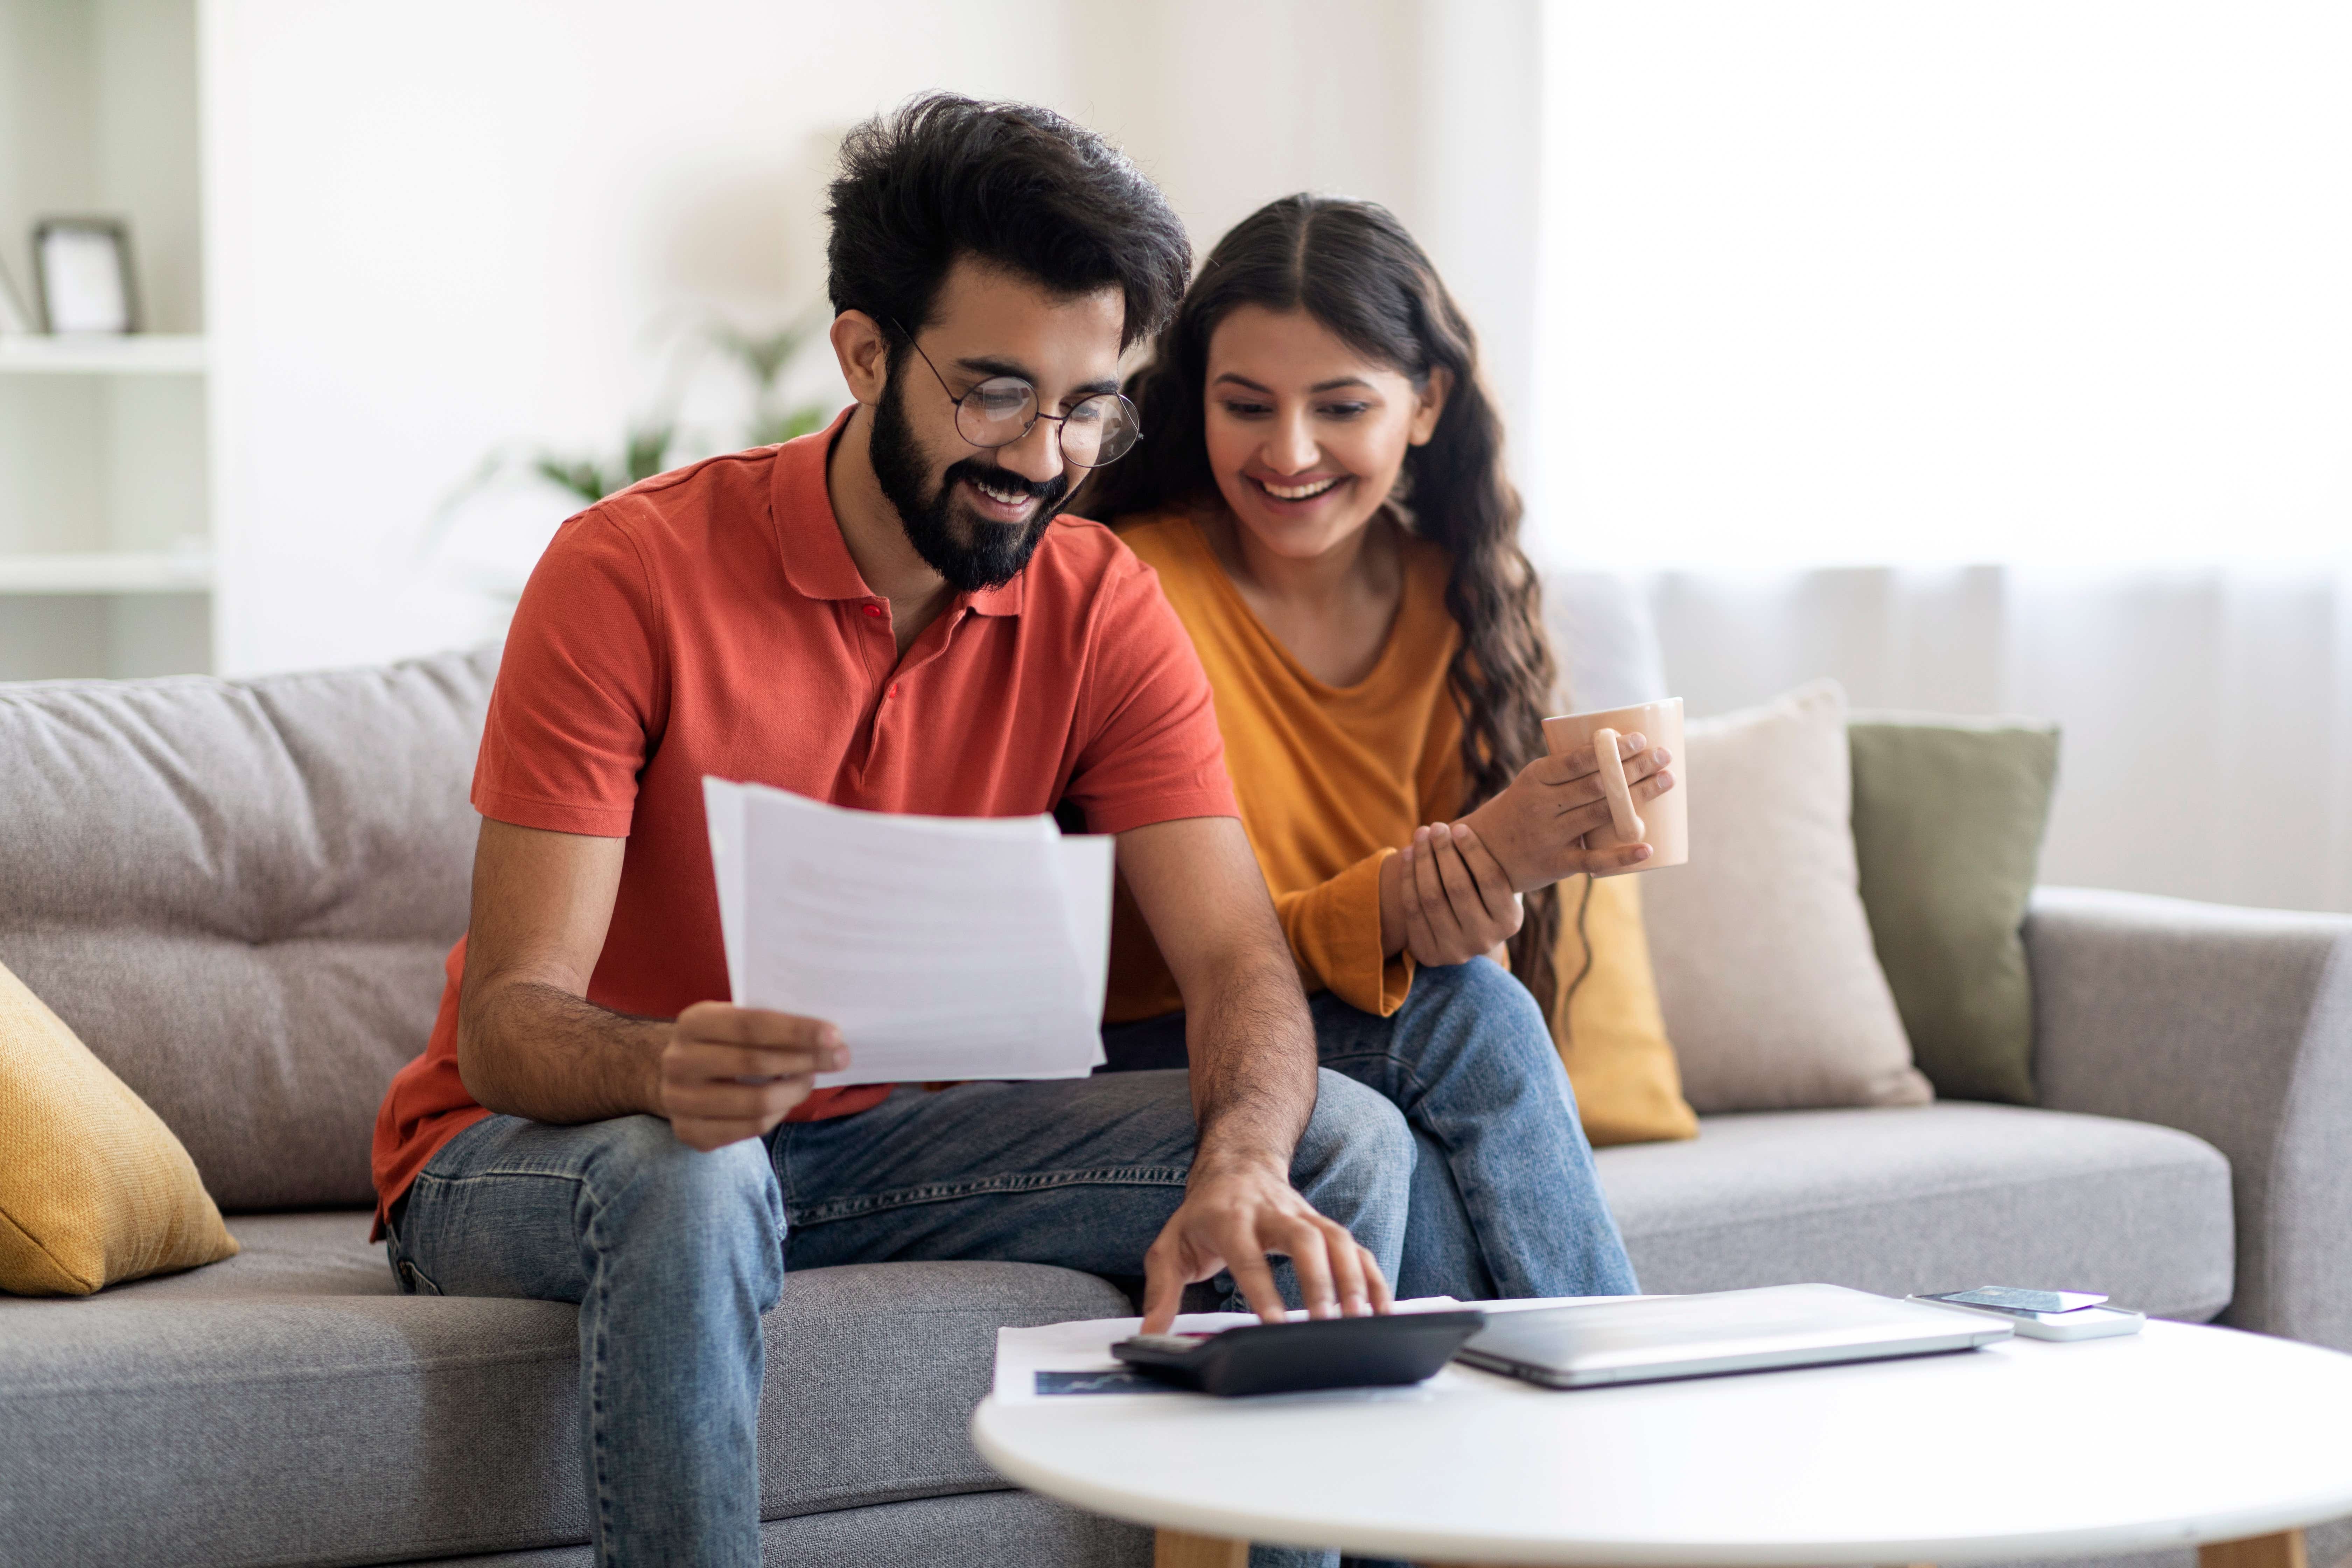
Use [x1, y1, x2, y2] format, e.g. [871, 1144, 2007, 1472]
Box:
[2024, 886, 2352, 1350]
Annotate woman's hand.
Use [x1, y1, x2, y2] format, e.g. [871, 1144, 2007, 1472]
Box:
[1461, 732, 1676, 892]
[1397, 821, 1524, 967]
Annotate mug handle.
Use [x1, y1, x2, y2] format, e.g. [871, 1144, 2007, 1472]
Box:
[1591, 727, 1646, 846]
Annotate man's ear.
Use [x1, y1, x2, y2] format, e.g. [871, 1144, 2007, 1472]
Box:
[832, 311, 891, 405]
[1408, 366, 1454, 447]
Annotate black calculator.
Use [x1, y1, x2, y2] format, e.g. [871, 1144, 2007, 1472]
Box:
[1112, 1310, 1488, 1398]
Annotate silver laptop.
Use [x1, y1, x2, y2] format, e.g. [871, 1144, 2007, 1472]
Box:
[1455, 1283, 2011, 1389]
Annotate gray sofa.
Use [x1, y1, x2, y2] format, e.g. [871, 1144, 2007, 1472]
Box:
[2, 646, 2347, 1568]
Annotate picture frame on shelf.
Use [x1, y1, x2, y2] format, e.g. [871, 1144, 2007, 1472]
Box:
[33, 217, 140, 335]
[0, 254, 32, 335]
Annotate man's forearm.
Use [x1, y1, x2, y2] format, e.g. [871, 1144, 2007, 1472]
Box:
[1182, 947, 1320, 1176]
[456, 977, 669, 1125]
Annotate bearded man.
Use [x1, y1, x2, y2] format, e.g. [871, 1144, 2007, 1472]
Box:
[368, 94, 1409, 1568]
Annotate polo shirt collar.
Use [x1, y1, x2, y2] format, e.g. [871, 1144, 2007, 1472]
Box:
[771, 407, 1026, 617]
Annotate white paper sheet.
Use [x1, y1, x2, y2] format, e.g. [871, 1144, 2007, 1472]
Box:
[702, 777, 1112, 1085]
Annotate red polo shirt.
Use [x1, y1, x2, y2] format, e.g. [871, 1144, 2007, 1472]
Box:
[370, 409, 1238, 1222]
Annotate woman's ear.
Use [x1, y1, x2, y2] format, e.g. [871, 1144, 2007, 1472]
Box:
[832, 312, 891, 405]
[1408, 366, 1454, 446]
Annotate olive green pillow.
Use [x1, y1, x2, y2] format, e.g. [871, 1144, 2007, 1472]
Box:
[1847, 715, 2060, 1104]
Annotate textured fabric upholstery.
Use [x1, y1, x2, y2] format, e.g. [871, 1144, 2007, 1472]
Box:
[0, 1215, 1134, 1568]
[424, 1492, 1150, 1568]
[0, 650, 497, 1210]
[1597, 1102, 2234, 1321]
[2026, 886, 2352, 1352]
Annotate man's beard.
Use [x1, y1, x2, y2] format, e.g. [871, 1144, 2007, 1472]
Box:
[868, 370, 1068, 593]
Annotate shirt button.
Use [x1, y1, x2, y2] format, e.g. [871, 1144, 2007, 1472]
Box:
[861, 603, 884, 619]
[887, 683, 900, 699]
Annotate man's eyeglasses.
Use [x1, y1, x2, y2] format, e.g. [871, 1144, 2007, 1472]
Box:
[892, 321, 1141, 469]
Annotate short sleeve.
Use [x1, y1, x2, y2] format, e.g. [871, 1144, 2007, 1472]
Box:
[470, 509, 666, 837]
[1063, 557, 1239, 835]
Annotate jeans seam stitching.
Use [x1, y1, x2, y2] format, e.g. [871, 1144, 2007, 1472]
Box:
[789, 1163, 1191, 1226]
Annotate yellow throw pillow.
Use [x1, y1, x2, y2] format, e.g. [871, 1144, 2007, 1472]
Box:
[0, 958, 238, 1296]
[1550, 873, 1700, 1146]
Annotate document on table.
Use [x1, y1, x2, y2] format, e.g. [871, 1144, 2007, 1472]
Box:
[702, 777, 1112, 1087]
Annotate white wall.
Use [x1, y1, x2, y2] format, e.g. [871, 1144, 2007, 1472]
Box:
[201, 0, 1528, 676]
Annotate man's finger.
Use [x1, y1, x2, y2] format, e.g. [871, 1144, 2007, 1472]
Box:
[1359, 1244, 1396, 1314]
[670, 1040, 839, 1083]
[1278, 1214, 1343, 1320]
[1224, 1243, 1293, 1325]
[660, 1077, 813, 1120]
[1139, 1232, 1192, 1335]
[1320, 1219, 1373, 1315]
[676, 1002, 843, 1052]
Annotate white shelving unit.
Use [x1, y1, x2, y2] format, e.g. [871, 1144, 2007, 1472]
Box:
[0, 0, 211, 682]
[0, 550, 210, 595]
[0, 334, 207, 375]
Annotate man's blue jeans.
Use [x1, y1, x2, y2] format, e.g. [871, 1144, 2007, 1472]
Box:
[1103, 957, 1640, 1303]
[386, 1067, 1412, 1568]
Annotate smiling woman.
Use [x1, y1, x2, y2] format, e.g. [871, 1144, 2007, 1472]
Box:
[1081, 196, 1652, 1317]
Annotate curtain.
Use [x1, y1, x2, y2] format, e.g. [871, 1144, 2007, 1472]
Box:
[1611, 566, 2352, 916]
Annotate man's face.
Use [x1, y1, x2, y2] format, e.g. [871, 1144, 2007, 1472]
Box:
[867, 257, 1127, 592]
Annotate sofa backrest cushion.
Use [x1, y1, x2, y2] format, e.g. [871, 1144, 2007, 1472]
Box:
[0, 648, 498, 1211]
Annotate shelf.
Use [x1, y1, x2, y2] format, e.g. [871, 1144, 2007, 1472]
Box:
[0, 335, 207, 376]
[0, 552, 212, 595]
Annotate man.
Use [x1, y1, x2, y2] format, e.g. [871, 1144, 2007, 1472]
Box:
[370, 95, 1409, 1567]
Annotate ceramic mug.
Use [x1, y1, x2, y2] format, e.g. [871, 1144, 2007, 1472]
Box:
[1540, 697, 1687, 870]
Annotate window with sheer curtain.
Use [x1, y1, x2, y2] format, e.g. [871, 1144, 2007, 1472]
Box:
[1532, 3, 2351, 571]
[1531, 6, 2352, 914]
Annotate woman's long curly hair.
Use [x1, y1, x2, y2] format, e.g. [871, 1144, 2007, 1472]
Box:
[1082, 194, 1563, 1015]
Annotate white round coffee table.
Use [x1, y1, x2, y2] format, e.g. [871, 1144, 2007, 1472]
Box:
[973, 1318, 2352, 1568]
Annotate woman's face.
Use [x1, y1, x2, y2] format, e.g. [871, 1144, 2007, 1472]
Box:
[1201, 305, 1449, 562]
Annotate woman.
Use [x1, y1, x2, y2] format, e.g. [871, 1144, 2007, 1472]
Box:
[1086, 195, 1674, 1304]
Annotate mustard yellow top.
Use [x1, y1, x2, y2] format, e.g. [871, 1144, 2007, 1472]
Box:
[1106, 510, 1464, 1022]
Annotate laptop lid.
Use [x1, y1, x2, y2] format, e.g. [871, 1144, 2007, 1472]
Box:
[1456, 1283, 2011, 1389]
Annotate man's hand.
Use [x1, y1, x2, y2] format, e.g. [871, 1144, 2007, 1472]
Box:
[1462, 732, 1675, 891]
[659, 1003, 848, 1151]
[1139, 1157, 1394, 1334]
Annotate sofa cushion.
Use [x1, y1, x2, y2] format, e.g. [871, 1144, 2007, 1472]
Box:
[1596, 1102, 2234, 1321]
[0, 958, 238, 1295]
[0, 1212, 1134, 1568]
[1640, 681, 1935, 1112]
[0, 649, 498, 1210]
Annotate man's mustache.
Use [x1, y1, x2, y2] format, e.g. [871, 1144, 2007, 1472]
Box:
[944, 457, 1071, 511]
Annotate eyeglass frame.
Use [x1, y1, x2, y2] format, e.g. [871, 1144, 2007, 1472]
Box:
[888, 318, 1142, 470]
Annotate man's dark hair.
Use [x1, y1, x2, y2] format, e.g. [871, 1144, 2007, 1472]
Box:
[826, 93, 1191, 350]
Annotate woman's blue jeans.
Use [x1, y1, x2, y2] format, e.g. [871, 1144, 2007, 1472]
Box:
[1103, 955, 1640, 1303]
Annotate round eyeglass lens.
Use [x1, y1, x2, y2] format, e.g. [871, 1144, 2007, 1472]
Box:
[1059, 394, 1140, 468]
[954, 378, 1037, 447]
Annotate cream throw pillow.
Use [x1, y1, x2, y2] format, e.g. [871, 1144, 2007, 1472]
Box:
[1639, 680, 1933, 1112]
[0, 958, 238, 1296]
[1550, 871, 1700, 1145]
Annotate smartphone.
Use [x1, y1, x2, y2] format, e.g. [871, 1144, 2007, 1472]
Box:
[1912, 1288, 2143, 1341]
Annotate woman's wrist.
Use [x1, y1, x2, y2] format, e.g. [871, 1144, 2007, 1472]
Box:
[1457, 799, 1533, 895]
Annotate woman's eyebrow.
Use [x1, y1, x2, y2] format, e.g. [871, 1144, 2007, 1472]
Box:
[1210, 371, 1378, 394]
